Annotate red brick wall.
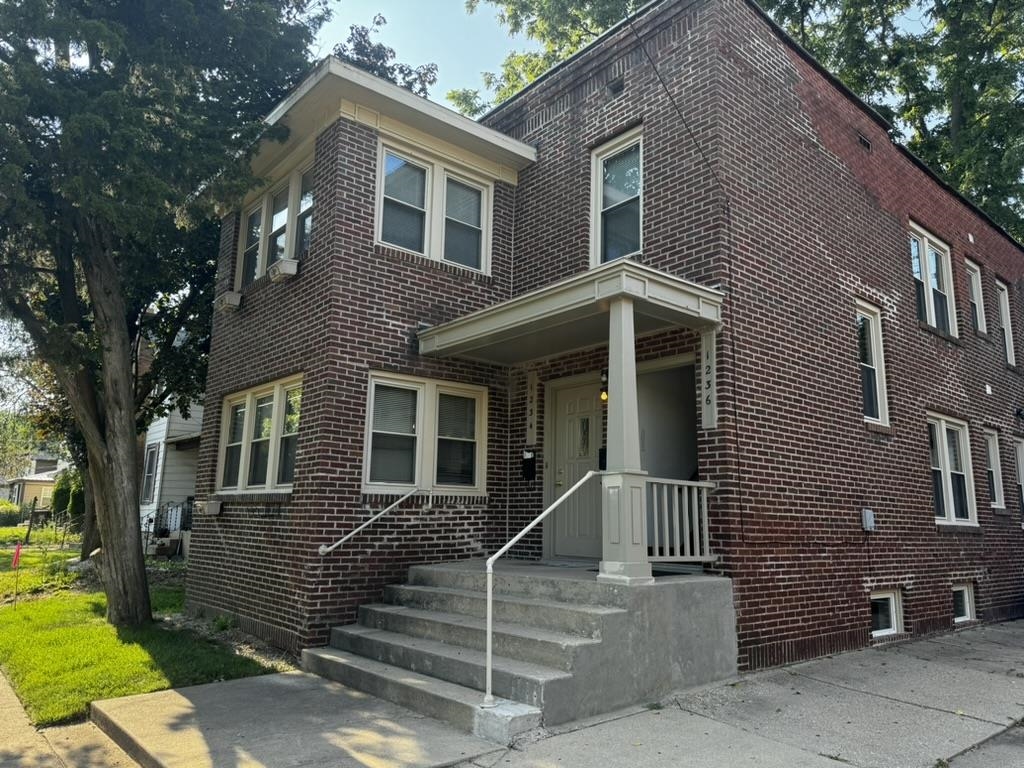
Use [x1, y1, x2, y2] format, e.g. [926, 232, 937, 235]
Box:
[189, 117, 518, 650]
[190, 0, 1024, 667]
[708, 0, 1024, 669]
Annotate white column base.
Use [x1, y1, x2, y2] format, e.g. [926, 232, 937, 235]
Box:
[597, 560, 654, 585]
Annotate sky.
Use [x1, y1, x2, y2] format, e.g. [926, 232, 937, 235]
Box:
[313, 0, 543, 110]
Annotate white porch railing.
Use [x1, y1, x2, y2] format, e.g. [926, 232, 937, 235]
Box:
[317, 488, 424, 557]
[481, 469, 599, 707]
[645, 478, 715, 563]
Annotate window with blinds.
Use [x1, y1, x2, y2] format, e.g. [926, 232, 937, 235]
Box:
[365, 374, 487, 494]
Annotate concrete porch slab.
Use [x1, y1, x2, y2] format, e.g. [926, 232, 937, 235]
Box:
[91, 671, 504, 768]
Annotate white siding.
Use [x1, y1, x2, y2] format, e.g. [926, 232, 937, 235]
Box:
[140, 406, 203, 527]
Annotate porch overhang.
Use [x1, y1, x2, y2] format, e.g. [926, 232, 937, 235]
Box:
[417, 260, 724, 365]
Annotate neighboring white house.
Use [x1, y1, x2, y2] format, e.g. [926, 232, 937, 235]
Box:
[140, 406, 202, 556]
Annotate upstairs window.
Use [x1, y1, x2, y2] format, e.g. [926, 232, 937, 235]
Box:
[364, 373, 487, 495]
[984, 430, 1005, 509]
[997, 280, 1015, 366]
[909, 224, 956, 336]
[591, 128, 642, 265]
[928, 413, 976, 525]
[377, 145, 490, 273]
[219, 377, 302, 492]
[856, 300, 888, 425]
[965, 260, 986, 333]
[237, 165, 315, 289]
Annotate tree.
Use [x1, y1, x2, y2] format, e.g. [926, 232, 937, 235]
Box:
[0, 410, 34, 482]
[0, 1, 329, 626]
[334, 14, 438, 97]
[458, 0, 1024, 240]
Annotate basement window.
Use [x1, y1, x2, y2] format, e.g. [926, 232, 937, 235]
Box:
[870, 590, 902, 638]
[952, 584, 974, 623]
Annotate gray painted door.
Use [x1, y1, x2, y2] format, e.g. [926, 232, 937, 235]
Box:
[552, 383, 603, 558]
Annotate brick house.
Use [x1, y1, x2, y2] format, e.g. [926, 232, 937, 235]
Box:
[188, 0, 1024, 737]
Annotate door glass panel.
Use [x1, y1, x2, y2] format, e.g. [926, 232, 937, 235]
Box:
[578, 417, 590, 457]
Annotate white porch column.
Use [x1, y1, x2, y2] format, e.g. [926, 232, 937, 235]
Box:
[599, 296, 653, 585]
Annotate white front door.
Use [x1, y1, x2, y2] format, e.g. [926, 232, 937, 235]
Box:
[551, 383, 603, 558]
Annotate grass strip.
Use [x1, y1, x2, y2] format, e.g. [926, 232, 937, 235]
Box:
[0, 587, 269, 725]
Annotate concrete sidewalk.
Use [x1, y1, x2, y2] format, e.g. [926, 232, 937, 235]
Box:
[10, 619, 1024, 767]
[0, 671, 134, 768]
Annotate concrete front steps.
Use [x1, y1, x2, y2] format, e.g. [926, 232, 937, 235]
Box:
[302, 559, 738, 744]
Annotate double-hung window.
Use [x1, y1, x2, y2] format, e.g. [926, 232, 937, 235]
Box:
[591, 128, 642, 265]
[237, 164, 315, 288]
[965, 260, 986, 333]
[996, 280, 1015, 366]
[219, 378, 302, 492]
[909, 223, 956, 336]
[140, 444, 159, 503]
[984, 430, 1005, 509]
[377, 145, 490, 272]
[364, 373, 487, 495]
[928, 414, 976, 525]
[856, 300, 888, 425]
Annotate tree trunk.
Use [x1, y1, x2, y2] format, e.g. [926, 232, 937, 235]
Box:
[80, 470, 101, 559]
[87, 438, 151, 625]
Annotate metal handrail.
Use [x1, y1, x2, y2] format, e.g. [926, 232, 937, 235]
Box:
[318, 488, 423, 556]
[481, 470, 599, 707]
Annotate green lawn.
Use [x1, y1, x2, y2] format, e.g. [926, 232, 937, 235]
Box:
[0, 525, 77, 547]
[0, 585, 269, 725]
[0, 542, 79, 602]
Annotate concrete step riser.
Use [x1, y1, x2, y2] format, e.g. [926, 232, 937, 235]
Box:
[301, 649, 542, 744]
[407, 565, 631, 607]
[332, 628, 551, 708]
[383, 585, 604, 637]
[358, 606, 579, 670]
[302, 648, 475, 732]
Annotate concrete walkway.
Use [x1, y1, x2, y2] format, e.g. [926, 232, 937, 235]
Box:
[0, 671, 133, 768]
[6, 620, 1024, 767]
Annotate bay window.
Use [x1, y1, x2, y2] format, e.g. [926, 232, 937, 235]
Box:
[236, 164, 315, 288]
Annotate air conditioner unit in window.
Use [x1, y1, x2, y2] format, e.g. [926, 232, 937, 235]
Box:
[214, 291, 242, 311]
[267, 258, 299, 283]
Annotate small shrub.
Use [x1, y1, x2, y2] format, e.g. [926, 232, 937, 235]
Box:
[212, 614, 236, 633]
[0, 501, 22, 526]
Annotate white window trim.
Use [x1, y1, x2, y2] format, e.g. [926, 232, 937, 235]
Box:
[855, 299, 889, 426]
[909, 222, 957, 337]
[235, 161, 314, 290]
[996, 279, 1015, 366]
[140, 443, 160, 503]
[363, 371, 488, 496]
[984, 429, 1005, 509]
[965, 260, 987, 333]
[590, 126, 643, 267]
[374, 140, 492, 274]
[928, 412, 978, 526]
[1015, 438, 1024, 517]
[870, 590, 902, 638]
[216, 376, 302, 493]
[952, 584, 975, 624]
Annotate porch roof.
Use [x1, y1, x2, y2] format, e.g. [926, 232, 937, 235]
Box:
[417, 260, 724, 365]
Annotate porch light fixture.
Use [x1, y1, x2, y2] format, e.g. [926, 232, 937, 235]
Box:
[600, 370, 609, 402]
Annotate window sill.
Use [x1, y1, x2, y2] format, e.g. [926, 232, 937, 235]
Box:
[991, 505, 1010, 514]
[361, 487, 488, 501]
[918, 321, 960, 345]
[870, 631, 911, 646]
[974, 329, 992, 342]
[376, 243, 492, 282]
[211, 490, 292, 503]
[935, 520, 981, 532]
[1006, 363, 1019, 375]
[864, 421, 894, 436]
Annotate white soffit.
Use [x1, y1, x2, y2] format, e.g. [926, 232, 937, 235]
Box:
[418, 260, 724, 365]
[254, 57, 536, 178]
